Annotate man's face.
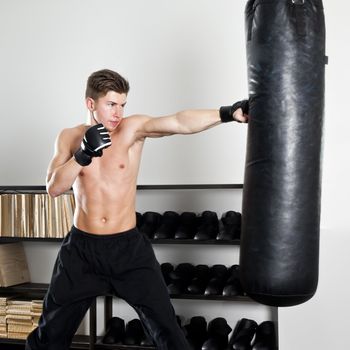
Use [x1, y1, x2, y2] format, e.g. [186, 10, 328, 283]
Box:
[89, 91, 127, 131]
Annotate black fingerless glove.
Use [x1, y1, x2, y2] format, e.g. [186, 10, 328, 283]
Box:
[74, 124, 111, 166]
[219, 99, 249, 123]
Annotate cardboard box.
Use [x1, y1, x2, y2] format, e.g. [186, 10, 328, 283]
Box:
[0, 243, 30, 287]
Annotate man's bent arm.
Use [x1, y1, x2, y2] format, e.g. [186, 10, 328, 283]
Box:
[46, 130, 82, 198]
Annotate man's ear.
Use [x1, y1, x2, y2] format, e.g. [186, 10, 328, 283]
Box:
[86, 97, 95, 111]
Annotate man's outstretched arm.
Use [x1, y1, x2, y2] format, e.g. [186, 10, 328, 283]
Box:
[135, 100, 249, 139]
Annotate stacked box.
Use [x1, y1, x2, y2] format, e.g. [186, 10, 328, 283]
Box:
[6, 300, 35, 340]
[0, 242, 30, 287]
[0, 297, 7, 338]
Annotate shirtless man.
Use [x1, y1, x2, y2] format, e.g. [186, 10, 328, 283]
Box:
[25, 69, 248, 350]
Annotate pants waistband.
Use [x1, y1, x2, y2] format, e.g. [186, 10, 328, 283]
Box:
[70, 225, 139, 240]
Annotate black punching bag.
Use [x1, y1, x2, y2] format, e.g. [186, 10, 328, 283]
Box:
[239, 0, 326, 307]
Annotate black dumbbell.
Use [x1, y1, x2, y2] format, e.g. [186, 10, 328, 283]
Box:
[217, 211, 241, 240]
[139, 211, 162, 239]
[175, 212, 198, 239]
[184, 316, 208, 350]
[223, 265, 244, 297]
[229, 318, 257, 350]
[204, 265, 229, 296]
[194, 211, 219, 240]
[124, 319, 144, 345]
[154, 211, 180, 239]
[187, 264, 210, 295]
[252, 321, 277, 350]
[102, 317, 125, 345]
[202, 317, 232, 350]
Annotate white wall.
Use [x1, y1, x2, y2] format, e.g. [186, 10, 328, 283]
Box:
[278, 1, 350, 349]
[1, 0, 348, 349]
[0, 0, 248, 185]
[1, 0, 268, 341]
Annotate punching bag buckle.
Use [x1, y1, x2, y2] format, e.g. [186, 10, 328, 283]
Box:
[292, 0, 306, 36]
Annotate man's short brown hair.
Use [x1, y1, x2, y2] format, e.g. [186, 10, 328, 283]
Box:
[85, 69, 130, 100]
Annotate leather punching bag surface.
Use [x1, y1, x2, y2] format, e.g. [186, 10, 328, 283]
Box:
[240, 0, 326, 307]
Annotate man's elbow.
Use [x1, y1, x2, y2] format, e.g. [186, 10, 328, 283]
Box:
[46, 183, 61, 198]
[46, 176, 65, 198]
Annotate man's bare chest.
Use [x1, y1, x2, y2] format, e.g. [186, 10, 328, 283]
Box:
[81, 143, 129, 177]
[79, 140, 143, 183]
[100, 144, 129, 171]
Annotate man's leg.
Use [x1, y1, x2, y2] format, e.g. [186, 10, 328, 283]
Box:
[26, 229, 109, 350]
[26, 293, 94, 350]
[110, 232, 191, 350]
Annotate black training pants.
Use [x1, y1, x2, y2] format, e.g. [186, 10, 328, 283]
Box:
[25, 226, 190, 350]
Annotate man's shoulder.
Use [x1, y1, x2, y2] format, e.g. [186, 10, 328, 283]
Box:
[123, 114, 151, 123]
[59, 124, 86, 138]
[55, 124, 86, 149]
[120, 115, 152, 132]
[118, 115, 152, 143]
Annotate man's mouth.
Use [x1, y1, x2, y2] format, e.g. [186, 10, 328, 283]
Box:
[109, 120, 120, 127]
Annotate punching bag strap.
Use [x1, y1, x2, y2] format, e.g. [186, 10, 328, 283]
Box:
[292, 0, 306, 36]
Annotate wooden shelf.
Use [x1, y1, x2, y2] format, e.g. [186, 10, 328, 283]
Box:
[0, 184, 243, 194]
[0, 237, 63, 243]
[152, 238, 240, 245]
[0, 282, 48, 295]
[0, 283, 250, 302]
[0, 184, 246, 349]
[169, 293, 250, 302]
[0, 236, 240, 245]
[0, 335, 91, 349]
[95, 338, 156, 349]
[0, 336, 157, 349]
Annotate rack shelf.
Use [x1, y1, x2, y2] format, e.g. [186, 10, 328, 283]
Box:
[94, 340, 156, 350]
[0, 236, 240, 245]
[151, 238, 240, 245]
[0, 183, 242, 244]
[0, 283, 251, 303]
[0, 184, 243, 193]
[0, 282, 250, 350]
[0, 283, 97, 350]
[0, 335, 91, 349]
[0, 184, 246, 349]
[0, 282, 48, 295]
[0, 237, 63, 243]
[0, 338, 157, 350]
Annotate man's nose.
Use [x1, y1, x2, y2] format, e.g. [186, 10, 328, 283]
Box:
[114, 106, 123, 117]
